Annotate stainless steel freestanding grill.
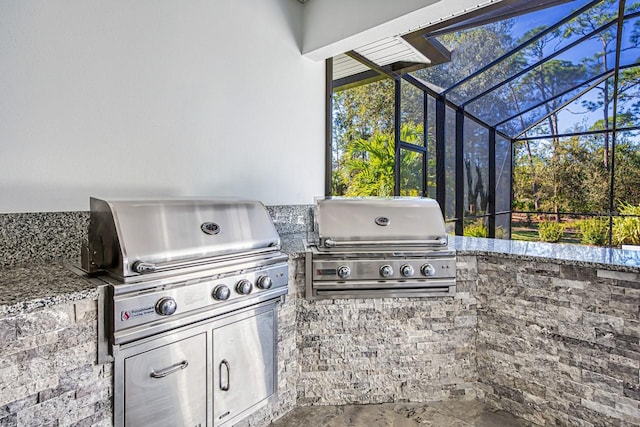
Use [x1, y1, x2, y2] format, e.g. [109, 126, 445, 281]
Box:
[305, 197, 456, 299]
[85, 197, 288, 427]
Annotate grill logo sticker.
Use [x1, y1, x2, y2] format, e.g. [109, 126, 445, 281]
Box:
[375, 216, 390, 226]
[316, 268, 337, 276]
[120, 306, 155, 322]
[201, 222, 220, 235]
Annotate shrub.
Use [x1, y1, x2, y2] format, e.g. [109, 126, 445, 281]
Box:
[464, 222, 488, 238]
[613, 202, 640, 246]
[538, 220, 564, 243]
[579, 217, 609, 246]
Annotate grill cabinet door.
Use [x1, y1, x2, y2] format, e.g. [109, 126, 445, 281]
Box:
[124, 333, 207, 427]
[213, 309, 275, 426]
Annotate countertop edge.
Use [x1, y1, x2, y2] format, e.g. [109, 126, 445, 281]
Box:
[455, 247, 640, 273]
[3, 236, 639, 316]
[449, 236, 640, 273]
[0, 285, 100, 317]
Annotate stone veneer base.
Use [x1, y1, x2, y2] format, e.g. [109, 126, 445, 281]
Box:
[4, 252, 638, 426]
[477, 256, 640, 426]
[1, 210, 639, 426]
[295, 255, 480, 407]
[0, 299, 111, 426]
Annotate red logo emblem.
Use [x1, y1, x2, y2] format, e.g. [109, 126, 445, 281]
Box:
[121, 311, 130, 321]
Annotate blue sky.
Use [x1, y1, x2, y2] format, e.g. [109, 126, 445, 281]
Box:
[460, 0, 637, 135]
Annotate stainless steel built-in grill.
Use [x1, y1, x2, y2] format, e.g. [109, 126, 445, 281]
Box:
[305, 197, 456, 299]
[85, 198, 288, 427]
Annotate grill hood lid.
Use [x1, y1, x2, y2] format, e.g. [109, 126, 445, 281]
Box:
[316, 197, 448, 248]
[87, 197, 280, 278]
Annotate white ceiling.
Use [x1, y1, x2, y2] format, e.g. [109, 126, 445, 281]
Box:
[300, 0, 504, 81]
[302, 0, 501, 61]
[333, 37, 431, 80]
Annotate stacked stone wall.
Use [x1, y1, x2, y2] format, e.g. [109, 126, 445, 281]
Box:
[477, 256, 640, 426]
[3, 252, 640, 426]
[295, 255, 480, 406]
[0, 300, 111, 426]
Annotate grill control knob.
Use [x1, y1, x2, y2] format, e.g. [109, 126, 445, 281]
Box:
[155, 297, 177, 316]
[212, 285, 231, 301]
[256, 275, 273, 289]
[236, 279, 253, 295]
[421, 263, 436, 277]
[337, 266, 351, 279]
[380, 265, 394, 278]
[400, 264, 415, 277]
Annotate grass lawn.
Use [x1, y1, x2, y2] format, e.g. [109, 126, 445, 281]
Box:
[510, 228, 538, 241]
[511, 221, 582, 244]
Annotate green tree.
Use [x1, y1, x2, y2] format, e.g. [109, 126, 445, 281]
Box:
[511, 19, 587, 218]
[332, 79, 395, 195]
[512, 4, 640, 221]
[512, 140, 545, 212]
[563, 0, 640, 169]
[517, 59, 587, 218]
[613, 137, 640, 206]
[416, 21, 516, 101]
[341, 124, 423, 197]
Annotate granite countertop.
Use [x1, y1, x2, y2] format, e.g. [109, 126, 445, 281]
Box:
[0, 262, 99, 316]
[282, 234, 640, 272]
[3, 235, 639, 316]
[450, 236, 640, 273]
[280, 233, 306, 257]
[0, 237, 307, 317]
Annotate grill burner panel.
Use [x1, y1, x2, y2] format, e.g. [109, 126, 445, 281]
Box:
[305, 197, 456, 299]
[105, 260, 287, 345]
[311, 254, 455, 281]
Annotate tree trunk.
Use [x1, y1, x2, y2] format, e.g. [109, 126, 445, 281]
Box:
[525, 141, 540, 211]
[508, 85, 540, 211]
[600, 34, 610, 170]
[537, 61, 561, 222]
[549, 114, 560, 222]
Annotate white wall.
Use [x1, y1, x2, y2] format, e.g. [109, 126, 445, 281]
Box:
[0, 0, 325, 212]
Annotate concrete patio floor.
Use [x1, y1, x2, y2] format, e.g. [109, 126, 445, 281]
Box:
[270, 400, 532, 427]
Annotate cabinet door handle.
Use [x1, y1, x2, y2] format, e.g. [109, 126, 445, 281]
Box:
[220, 359, 230, 391]
[150, 360, 189, 379]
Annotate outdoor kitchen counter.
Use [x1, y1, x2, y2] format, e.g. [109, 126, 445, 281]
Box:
[0, 236, 305, 317]
[280, 233, 306, 257]
[0, 262, 98, 316]
[3, 235, 639, 317]
[450, 235, 640, 273]
[283, 233, 640, 272]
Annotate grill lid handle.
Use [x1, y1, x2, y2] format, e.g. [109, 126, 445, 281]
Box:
[323, 237, 448, 248]
[131, 261, 156, 274]
[128, 246, 281, 275]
